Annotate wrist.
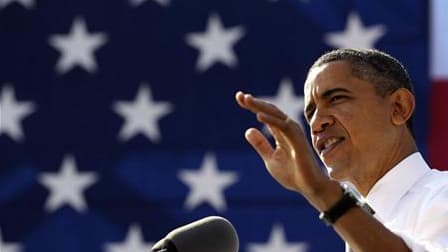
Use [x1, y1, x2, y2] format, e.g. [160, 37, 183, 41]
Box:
[305, 180, 344, 211]
[318, 183, 375, 226]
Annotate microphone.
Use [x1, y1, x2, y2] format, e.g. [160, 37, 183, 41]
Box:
[151, 216, 239, 252]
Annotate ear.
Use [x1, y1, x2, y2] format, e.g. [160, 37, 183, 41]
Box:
[390, 88, 415, 127]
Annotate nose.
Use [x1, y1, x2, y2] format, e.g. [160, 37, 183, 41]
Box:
[310, 108, 335, 135]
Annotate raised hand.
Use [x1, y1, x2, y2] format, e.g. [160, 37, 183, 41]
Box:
[235, 91, 334, 204]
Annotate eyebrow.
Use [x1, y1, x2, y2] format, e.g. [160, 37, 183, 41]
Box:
[304, 87, 352, 118]
[321, 87, 352, 98]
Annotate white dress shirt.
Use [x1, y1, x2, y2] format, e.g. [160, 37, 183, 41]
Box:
[364, 152, 448, 251]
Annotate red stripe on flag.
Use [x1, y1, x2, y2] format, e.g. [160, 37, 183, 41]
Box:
[429, 80, 448, 170]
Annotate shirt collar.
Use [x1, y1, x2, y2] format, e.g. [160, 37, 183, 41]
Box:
[365, 152, 430, 220]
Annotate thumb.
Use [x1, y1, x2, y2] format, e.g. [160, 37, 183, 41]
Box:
[245, 128, 274, 161]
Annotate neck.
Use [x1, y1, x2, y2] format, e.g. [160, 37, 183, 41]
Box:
[352, 131, 418, 196]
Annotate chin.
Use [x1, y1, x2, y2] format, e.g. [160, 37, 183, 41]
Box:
[325, 165, 347, 181]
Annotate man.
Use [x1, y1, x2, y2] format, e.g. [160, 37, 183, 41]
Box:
[235, 48, 448, 251]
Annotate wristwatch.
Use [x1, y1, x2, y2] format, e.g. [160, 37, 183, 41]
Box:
[319, 183, 375, 226]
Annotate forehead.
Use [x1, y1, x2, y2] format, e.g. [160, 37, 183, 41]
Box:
[304, 60, 377, 103]
[304, 61, 353, 97]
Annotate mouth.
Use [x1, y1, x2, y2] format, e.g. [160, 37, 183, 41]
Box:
[318, 137, 345, 157]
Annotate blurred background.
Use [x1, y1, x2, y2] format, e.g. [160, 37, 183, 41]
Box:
[0, 0, 447, 251]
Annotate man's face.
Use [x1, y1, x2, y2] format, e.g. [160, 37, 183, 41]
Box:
[304, 61, 393, 181]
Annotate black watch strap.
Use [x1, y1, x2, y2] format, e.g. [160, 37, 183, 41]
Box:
[319, 185, 374, 226]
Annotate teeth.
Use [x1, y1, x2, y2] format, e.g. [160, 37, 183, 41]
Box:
[323, 138, 340, 149]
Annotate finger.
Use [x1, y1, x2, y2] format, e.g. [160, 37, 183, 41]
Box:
[235, 91, 264, 115]
[257, 112, 288, 130]
[258, 113, 309, 151]
[235, 91, 247, 108]
[267, 125, 290, 151]
[245, 95, 288, 120]
[245, 128, 274, 161]
[235, 91, 288, 120]
[236, 91, 263, 115]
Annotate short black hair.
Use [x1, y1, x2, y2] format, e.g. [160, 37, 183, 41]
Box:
[309, 48, 415, 136]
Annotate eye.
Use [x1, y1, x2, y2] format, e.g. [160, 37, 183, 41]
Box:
[330, 95, 346, 103]
[303, 104, 316, 122]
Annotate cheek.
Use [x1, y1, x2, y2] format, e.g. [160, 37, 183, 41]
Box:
[343, 105, 390, 148]
[332, 106, 356, 133]
[334, 106, 383, 145]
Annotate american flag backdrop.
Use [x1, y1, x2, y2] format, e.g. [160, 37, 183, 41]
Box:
[0, 0, 445, 251]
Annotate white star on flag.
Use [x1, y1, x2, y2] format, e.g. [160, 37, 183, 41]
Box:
[185, 13, 245, 72]
[0, 84, 36, 142]
[104, 224, 153, 252]
[38, 155, 98, 213]
[178, 153, 239, 212]
[0, 228, 22, 252]
[247, 224, 309, 252]
[0, 0, 34, 9]
[260, 78, 304, 124]
[324, 12, 386, 49]
[49, 17, 108, 74]
[129, 0, 169, 7]
[113, 83, 174, 142]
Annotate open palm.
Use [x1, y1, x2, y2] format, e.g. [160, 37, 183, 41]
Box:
[236, 91, 329, 197]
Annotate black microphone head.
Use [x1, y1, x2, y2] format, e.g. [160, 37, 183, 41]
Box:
[151, 216, 239, 252]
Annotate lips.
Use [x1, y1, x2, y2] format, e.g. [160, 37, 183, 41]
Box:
[317, 136, 345, 156]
